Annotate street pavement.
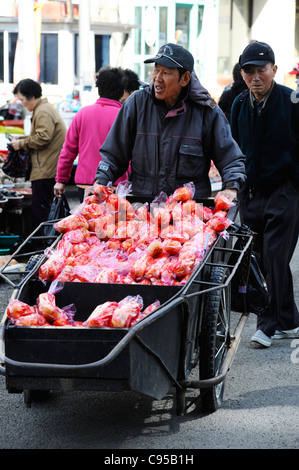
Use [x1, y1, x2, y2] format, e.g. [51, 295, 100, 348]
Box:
[0, 187, 298, 450]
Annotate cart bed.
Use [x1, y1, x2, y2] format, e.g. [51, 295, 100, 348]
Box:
[5, 282, 183, 399]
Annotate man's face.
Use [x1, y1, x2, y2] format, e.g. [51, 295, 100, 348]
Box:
[152, 63, 190, 108]
[240, 63, 277, 100]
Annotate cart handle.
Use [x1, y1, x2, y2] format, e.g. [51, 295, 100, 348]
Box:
[0, 296, 186, 374]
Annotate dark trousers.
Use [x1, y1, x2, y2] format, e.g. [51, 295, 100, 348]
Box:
[31, 178, 55, 230]
[239, 180, 299, 336]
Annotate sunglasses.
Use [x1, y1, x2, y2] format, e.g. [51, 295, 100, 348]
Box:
[156, 53, 184, 69]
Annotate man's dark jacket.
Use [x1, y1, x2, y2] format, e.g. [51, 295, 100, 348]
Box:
[230, 81, 299, 190]
[96, 73, 246, 199]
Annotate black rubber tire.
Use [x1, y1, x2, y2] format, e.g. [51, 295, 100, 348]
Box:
[199, 266, 231, 412]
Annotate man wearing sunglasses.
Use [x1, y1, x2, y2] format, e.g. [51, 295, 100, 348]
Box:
[91, 43, 245, 203]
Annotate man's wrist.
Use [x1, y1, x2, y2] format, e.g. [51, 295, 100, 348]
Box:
[95, 176, 110, 186]
[222, 180, 239, 190]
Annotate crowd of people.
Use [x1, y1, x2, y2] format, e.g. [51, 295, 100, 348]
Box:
[10, 67, 140, 229]
[9, 40, 299, 347]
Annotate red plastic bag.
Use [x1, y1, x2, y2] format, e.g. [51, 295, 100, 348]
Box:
[110, 295, 143, 328]
[93, 183, 113, 202]
[94, 268, 118, 284]
[39, 253, 67, 282]
[62, 228, 90, 244]
[83, 301, 119, 328]
[54, 214, 89, 233]
[36, 292, 62, 323]
[214, 193, 236, 212]
[6, 299, 36, 321]
[15, 313, 49, 327]
[130, 300, 161, 326]
[172, 183, 195, 201]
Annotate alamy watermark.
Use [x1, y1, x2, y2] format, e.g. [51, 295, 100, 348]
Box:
[290, 339, 299, 363]
[290, 90, 299, 104]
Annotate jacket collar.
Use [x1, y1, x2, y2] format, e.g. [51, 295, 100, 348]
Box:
[249, 80, 276, 109]
[96, 97, 122, 108]
[188, 72, 217, 108]
[33, 97, 48, 113]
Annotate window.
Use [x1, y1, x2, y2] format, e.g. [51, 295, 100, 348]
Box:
[74, 33, 78, 79]
[198, 6, 204, 36]
[0, 32, 3, 82]
[134, 7, 142, 55]
[39, 33, 58, 84]
[175, 5, 191, 50]
[159, 7, 167, 47]
[9, 33, 17, 83]
[144, 6, 157, 55]
[95, 35, 110, 72]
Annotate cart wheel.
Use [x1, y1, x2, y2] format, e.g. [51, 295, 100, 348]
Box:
[199, 266, 231, 412]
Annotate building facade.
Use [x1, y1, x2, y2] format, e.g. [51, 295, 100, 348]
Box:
[0, 0, 298, 105]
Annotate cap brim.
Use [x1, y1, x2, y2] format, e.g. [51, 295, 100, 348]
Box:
[240, 60, 271, 68]
[144, 56, 178, 68]
[289, 70, 299, 75]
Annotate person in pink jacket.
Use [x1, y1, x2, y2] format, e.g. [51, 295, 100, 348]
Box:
[54, 66, 130, 202]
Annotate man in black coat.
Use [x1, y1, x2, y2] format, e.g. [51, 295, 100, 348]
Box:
[231, 41, 299, 347]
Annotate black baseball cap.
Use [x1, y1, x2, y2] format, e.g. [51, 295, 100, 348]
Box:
[144, 43, 194, 73]
[239, 41, 275, 68]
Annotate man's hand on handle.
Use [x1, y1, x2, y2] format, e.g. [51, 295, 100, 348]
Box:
[215, 188, 237, 203]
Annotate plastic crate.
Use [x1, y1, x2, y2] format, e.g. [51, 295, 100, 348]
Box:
[0, 235, 20, 249]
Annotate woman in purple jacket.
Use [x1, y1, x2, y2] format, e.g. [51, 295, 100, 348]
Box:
[54, 66, 130, 202]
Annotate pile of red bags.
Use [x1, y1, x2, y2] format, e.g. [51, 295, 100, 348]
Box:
[38, 182, 234, 286]
[6, 294, 160, 328]
[6, 294, 76, 327]
[6, 182, 235, 329]
[83, 296, 160, 328]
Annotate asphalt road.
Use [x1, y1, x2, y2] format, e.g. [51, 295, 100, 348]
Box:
[0, 190, 298, 451]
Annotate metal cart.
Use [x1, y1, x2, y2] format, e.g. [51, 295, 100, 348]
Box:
[0, 198, 254, 415]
